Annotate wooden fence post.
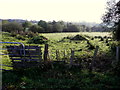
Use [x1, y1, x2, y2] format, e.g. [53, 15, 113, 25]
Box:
[56, 50, 59, 61]
[64, 50, 66, 57]
[38, 46, 42, 62]
[44, 44, 48, 62]
[63, 50, 66, 62]
[116, 47, 120, 62]
[89, 46, 99, 72]
[48, 50, 52, 61]
[69, 49, 74, 68]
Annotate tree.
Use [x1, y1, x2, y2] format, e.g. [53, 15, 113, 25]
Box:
[22, 21, 32, 31]
[38, 20, 47, 32]
[47, 23, 53, 33]
[29, 25, 44, 33]
[102, 0, 120, 40]
[2, 22, 23, 33]
[63, 23, 80, 32]
[52, 21, 64, 32]
[80, 25, 87, 32]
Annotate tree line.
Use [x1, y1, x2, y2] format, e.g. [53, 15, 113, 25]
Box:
[2, 20, 108, 34]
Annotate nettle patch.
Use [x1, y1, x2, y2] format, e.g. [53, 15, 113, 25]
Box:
[62, 34, 88, 41]
[27, 35, 48, 44]
[70, 34, 88, 41]
[59, 34, 90, 43]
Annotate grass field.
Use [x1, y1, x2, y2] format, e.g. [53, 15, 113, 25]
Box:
[2, 31, 120, 89]
[1, 31, 114, 72]
[41, 32, 111, 40]
[1, 32, 112, 68]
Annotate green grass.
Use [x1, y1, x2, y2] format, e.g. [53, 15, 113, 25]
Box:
[1, 32, 112, 69]
[41, 32, 111, 40]
[2, 31, 120, 89]
[2, 65, 120, 89]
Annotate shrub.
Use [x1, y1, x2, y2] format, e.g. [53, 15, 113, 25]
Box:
[61, 35, 88, 41]
[16, 35, 25, 40]
[10, 32, 17, 37]
[27, 35, 48, 44]
[71, 35, 87, 41]
[26, 31, 38, 38]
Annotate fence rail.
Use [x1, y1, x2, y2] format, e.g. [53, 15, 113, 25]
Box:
[1, 42, 119, 71]
[0, 42, 42, 69]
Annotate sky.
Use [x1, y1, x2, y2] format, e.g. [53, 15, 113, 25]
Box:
[0, 0, 108, 23]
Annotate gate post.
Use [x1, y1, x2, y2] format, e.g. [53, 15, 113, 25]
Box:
[89, 46, 99, 72]
[69, 49, 74, 68]
[44, 44, 48, 62]
[116, 47, 120, 62]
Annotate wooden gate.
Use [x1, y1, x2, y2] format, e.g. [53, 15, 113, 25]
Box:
[7, 45, 42, 69]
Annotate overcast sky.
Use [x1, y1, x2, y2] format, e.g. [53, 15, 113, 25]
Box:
[0, 0, 108, 23]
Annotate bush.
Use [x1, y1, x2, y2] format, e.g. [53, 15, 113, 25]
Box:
[10, 32, 17, 37]
[27, 35, 48, 44]
[2, 22, 23, 33]
[26, 31, 38, 38]
[16, 35, 26, 40]
[71, 35, 87, 41]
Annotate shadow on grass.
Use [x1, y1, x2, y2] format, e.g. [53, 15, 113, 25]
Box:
[2, 62, 120, 89]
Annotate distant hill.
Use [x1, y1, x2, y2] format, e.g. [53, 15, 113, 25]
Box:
[0, 19, 38, 24]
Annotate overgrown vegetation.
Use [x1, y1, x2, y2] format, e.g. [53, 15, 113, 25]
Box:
[2, 64, 120, 89]
[1, 31, 120, 89]
[1, 0, 120, 89]
[27, 35, 48, 44]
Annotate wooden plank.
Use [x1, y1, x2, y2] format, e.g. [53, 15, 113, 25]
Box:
[7, 47, 22, 56]
[7, 46, 19, 48]
[25, 46, 40, 49]
[25, 55, 42, 58]
[8, 54, 23, 56]
[25, 47, 42, 61]
[10, 54, 42, 58]
[12, 61, 22, 62]
[25, 51, 41, 55]
[9, 55, 41, 58]
[7, 46, 42, 56]
[7, 48, 23, 50]
[7, 46, 41, 50]
[7, 46, 40, 49]
[6, 45, 42, 69]
[10, 58, 24, 61]
[13, 62, 41, 68]
[12, 59, 41, 62]
[37, 47, 42, 61]
[7, 49, 20, 53]
[11, 58, 41, 61]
